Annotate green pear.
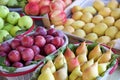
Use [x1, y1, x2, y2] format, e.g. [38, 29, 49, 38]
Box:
[69, 65, 82, 80]
[53, 64, 68, 80]
[10, 26, 21, 37]
[81, 59, 94, 72]
[0, 17, 4, 29]
[0, 0, 9, 5]
[0, 6, 9, 18]
[38, 68, 55, 80]
[7, 0, 19, 7]
[98, 62, 110, 75]
[41, 60, 56, 73]
[2, 23, 13, 32]
[0, 30, 9, 43]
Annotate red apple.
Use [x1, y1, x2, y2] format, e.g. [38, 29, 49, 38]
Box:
[63, 0, 72, 6]
[44, 44, 56, 55]
[11, 39, 21, 49]
[53, 30, 65, 38]
[39, 0, 51, 9]
[4, 59, 10, 66]
[34, 54, 44, 61]
[21, 48, 34, 61]
[39, 6, 50, 15]
[0, 51, 7, 57]
[35, 27, 47, 36]
[45, 35, 54, 43]
[25, 2, 40, 16]
[31, 45, 40, 55]
[25, 61, 32, 66]
[8, 50, 21, 62]
[21, 36, 34, 47]
[52, 37, 64, 48]
[28, 0, 41, 3]
[35, 36, 46, 47]
[16, 46, 26, 52]
[12, 62, 24, 68]
[0, 42, 11, 53]
[47, 28, 56, 35]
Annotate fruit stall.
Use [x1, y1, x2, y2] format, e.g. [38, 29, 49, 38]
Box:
[0, 0, 120, 80]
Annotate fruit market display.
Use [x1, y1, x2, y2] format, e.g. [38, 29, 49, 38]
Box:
[30, 42, 117, 80]
[0, 27, 66, 72]
[55, 0, 120, 46]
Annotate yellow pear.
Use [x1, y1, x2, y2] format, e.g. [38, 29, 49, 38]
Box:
[71, 6, 82, 13]
[53, 64, 68, 80]
[81, 59, 94, 72]
[82, 62, 99, 80]
[76, 41, 88, 56]
[69, 65, 82, 80]
[54, 53, 66, 70]
[93, 0, 105, 11]
[98, 49, 112, 63]
[64, 18, 75, 27]
[107, 0, 119, 9]
[76, 77, 82, 80]
[81, 12, 93, 23]
[77, 54, 88, 65]
[98, 62, 110, 75]
[88, 44, 102, 61]
[38, 68, 55, 80]
[41, 60, 56, 73]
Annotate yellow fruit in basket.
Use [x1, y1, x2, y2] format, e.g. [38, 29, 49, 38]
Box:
[102, 16, 115, 26]
[93, 0, 105, 11]
[96, 36, 111, 44]
[38, 68, 55, 80]
[111, 8, 120, 20]
[88, 44, 102, 61]
[85, 33, 98, 41]
[72, 11, 83, 20]
[82, 6, 97, 15]
[78, 53, 88, 65]
[55, 25, 64, 30]
[82, 62, 99, 80]
[71, 6, 82, 13]
[98, 7, 111, 17]
[93, 23, 108, 36]
[63, 26, 75, 34]
[83, 23, 95, 34]
[64, 18, 75, 27]
[98, 63, 109, 75]
[72, 29, 86, 38]
[71, 20, 85, 29]
[107, 0, 118, 9]
[81, 12, 93, 23]
[105, 26, 118, 39]
[114, 19, 120, 30]
[92, 14, 104, 24]
[115, 31, 120, 39]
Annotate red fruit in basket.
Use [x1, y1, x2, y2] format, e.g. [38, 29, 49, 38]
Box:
[53, 30, 64, 38]
[0, 51, 7, 57]
[11, 39, 21, 49]
[4, 59, 10, 66]
[31, 45, 40, 55]
[35, 27, 47, 36]
[39, 6, 50, 15]
[47, 28, 56, 35]
[52, 37, 64, 48]
[35, 36, 46, 47]
[39, 0, 51, 9]
[44, 44, 56, 55]
[34, 54, 44, 61]
[63, 0, 72, 6]
[21, 36, 34, 47]
[25, 61, 32, 66]
[0, 42, 11, 53]
[21, 48, 34, 61]
[12, 62, 24, 68]
[8, 50, 21, 62]
[16, 46, 26, 52]
[25, 2, 40, 16]
[28, 0, 41, 3]
[45, 35, 54, 43]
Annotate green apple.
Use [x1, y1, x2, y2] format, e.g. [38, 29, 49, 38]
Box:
[18, 16, 33, 30]
[7, 0, 19, 7]
[0, 30, 9, 43]
[7, 12, 20, 25]
[0, 0, 9, 5]
[0, 5, 9, 18]
[0, 17, 4, 29]
[2, 23, 13, 32]
[10, 26, 21, 36]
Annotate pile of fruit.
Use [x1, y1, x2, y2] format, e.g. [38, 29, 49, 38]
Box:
[0, 27, 66, 70]
[31, 42, 117, 80]
[55, 0, 120, 46]
[0, 0, 27, 8]
[0, 5, 33, 43]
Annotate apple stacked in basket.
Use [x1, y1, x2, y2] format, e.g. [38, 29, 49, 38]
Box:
[31, 42, 118, 80]
[0, 27, 66, 72]
[24, 0, 72, 25]
[0, 5, 33, 43]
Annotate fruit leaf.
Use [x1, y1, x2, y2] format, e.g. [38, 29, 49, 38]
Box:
[58, 46, 66, 54]
[0, 56, 6, 66]
[68, 44, 78, 52]
[43, 54, 55, 64]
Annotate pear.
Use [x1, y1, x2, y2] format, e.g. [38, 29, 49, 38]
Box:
[38, 68, 55, 80]
[67, 57, 79, 72]
[98, 62, 110, 75]
[98, 49, 112, 63]
[53, 64, 68, 80]
[41, 60, 56, 73]
[88, 44, 102, 61]
[76, 77, 82, 80]
[54, 53, 66, 70]
[81, 59, 94, 72]
[69, 65, 82, 80]
[76, 41, 88, 56]
[107, 0, 119, 9]
[77, 54, 87, 65]
[82, 62, 99, 80]
[64, 47, 75, 61]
